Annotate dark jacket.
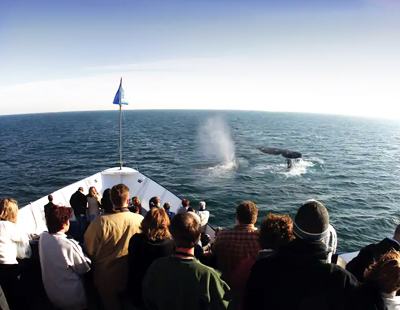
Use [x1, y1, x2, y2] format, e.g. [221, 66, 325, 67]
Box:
[44, 202, 56, 217]
[244, 239, 359, 310]
[101, 196, 114, 214]
[346, 237, 400, 282]
[69, 191, 87, 216]
[127, 233, 175, 308]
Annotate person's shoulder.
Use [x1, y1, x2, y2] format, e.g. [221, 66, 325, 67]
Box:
[324, 263, 359, 284]
[125, 212, 144, 222]
[193, 259, 225, 278]
[130, 232, 145, 244]
[148, 256, 171, 270]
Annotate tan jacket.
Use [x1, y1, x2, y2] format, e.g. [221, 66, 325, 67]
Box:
[84, 212, 144, 292]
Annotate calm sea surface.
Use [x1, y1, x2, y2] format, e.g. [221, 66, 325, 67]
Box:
[1, 110, 400, 252]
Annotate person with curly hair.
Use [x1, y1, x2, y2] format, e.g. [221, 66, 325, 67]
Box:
[360, 249, 400, 310]
[230, 213, 294, 310]
[127, 207, 174, 309]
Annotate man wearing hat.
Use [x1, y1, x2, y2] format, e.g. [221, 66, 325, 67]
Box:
[244, 200, 358, 310]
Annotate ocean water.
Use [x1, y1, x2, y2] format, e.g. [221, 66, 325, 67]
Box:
[1, 110, 400, 252]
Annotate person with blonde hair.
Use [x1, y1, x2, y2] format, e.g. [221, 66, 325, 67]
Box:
[87, 186, 101, 221]
[362, 250, 400, 310]
[0, 198, 30, 309]
[127, 207, 174, 309]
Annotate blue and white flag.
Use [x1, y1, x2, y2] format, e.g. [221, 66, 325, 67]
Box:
[113, 79, 129, 105]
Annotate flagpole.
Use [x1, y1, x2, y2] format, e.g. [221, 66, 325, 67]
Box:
[119, 77, 122, 170]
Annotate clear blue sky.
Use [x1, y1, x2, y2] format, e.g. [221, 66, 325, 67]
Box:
[1, 0, 400, 118]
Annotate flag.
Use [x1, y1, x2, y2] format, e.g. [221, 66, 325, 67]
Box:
[113, 79, 129, 105]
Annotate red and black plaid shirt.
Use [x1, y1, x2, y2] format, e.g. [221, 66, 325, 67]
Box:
[213, 224, 260, 284]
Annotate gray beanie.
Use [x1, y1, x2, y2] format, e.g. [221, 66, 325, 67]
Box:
[293, 200, 329, 241]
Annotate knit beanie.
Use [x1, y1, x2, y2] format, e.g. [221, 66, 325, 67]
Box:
[293, 200, 329, 241]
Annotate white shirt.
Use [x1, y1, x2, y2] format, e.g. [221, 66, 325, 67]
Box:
[382, 292, 400, 310]
[0, 221, 30, 264]
[177, 206, 188, 214]
[323, 224, 337, 263]
[197, 210, 210, 227]
[39, 231, 91, 310]
[187, 211, 201, 223]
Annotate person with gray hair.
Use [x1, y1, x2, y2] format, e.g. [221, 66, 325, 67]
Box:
[244, 199, 358, 310]
[197, 201, 210, 232]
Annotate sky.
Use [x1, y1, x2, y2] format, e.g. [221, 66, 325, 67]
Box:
[0, 0, 400, 119]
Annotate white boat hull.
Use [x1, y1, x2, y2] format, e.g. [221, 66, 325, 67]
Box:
[18, 167, 184, 236]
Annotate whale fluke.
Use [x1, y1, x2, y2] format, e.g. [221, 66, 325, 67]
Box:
[258, 147, 302, 159]
[257, 147, 284, 155]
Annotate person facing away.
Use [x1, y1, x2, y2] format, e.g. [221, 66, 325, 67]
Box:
[149, 196, 161, 209]
[127, 207, 175, 309]
[230, 213, 294, 310]
[177, 198, 190, 214]
[213, 201, 260, 284]
[0, 198, 31, 310]
[358, 249, 400, 310]
[163, 202, 175, 220]
[244, 200, 359, 310]
[346, 224, 400, 282]
[187, 206, 201, 223]
[131, 196, 143, 215]
[39, 206, 91, 310]
[44, 194, 56, 218]
[101, 188, 114, 215]
[142, 213, 231, 310]
[69, 187, 87, 239]
[84, 184, 144, 310]
[87, 186, 101, 221]
[197, 201, 210, 231]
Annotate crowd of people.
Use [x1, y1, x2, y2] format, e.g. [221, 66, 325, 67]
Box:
[1, 187, 400, 310]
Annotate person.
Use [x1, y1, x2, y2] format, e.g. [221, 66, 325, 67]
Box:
[197, 201, 210, 231]
[44, 194, 56, 218]
[187, 206, 201, 222]
[39, 206, 91, 310]
[149, 196, 161, 209]
[142, 213, 231, 310]
[244, 200, 359, 310]
[230, 213, 294, 310]
[84, 184, 144, 310]
[360, 249, 400, 310]
[213, 201, 260, 284]
[346, 224, 400, 282]
[201, 233, 212, 253]
[127, 207, 175, 309]
[301, 200, 337, 263]
[0, 285, 9, 310]
[69, 187, 87, 239]
[101, 188, 114, 214]
[130, 196, 142, 215]
[177, 198, 190, 214]
[163, 202, 175, 220]
[87, 186, 101, 221]
[287, 158, 292, 168]
[0, 198, 30, 310]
